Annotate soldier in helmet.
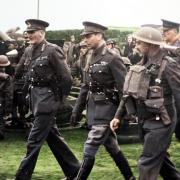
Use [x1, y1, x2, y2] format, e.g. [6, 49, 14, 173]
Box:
[14, 19, 80, 180]
[0, 55, 13, 140]
[110, 27, 180, 179]
[70, 21, 135, 180]
[106, 38, 122, 55]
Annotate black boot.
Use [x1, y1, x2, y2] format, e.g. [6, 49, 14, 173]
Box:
[0, 130, 5, 140]
[111, 151, 135, 180]
[75, 156, 95, 180]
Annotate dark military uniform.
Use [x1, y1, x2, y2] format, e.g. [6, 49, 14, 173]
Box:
[138, 52, 180, 180]
[115, 49, 180, 180]
[162, 19, 180, 142]
[72, 37, 135, 179]
[169, 39, 180, 142]
[0, 56, 13, 139]
[15, 19, 80, 180]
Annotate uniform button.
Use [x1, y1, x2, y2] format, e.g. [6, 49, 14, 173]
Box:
[31, 69, 33, 71]
[40, 64, 42, 66]
[99, 70, 102, 73]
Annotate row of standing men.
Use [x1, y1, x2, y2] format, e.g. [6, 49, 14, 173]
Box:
[0, 18, 180, 180]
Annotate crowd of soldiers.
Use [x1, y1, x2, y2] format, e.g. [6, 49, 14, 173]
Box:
[0, 18, 180, 180]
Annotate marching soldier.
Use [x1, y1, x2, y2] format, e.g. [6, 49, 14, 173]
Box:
[111, 27, 180, 180]
[15, 19, 80, 180]
[70, 21, 135, 180]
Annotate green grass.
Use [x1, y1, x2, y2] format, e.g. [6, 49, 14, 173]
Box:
[0, 128, 180, 180]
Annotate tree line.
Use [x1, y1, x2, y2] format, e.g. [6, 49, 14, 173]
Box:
[46, 29, 135, 47]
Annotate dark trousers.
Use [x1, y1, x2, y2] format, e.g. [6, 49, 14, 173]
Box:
[15, 113, 80, 180]
[138, 120, 180, 180]
[81, 125, 134, 180]
[84, 125, 120, 157]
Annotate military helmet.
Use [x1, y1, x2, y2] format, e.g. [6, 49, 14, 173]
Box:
[106, 39, 114, 45]
[0, 55, 10, 67]
[133, 27, 163, 45]
[79, 40, 87, 47]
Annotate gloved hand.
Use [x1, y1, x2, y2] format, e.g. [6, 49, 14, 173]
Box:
[70, 112, 80, 127]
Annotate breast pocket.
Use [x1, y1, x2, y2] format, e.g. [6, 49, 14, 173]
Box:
[91, 64, 110, 82]
[34, 57, 52, 78]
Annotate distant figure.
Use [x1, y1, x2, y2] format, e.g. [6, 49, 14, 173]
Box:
[106, 38, 122, 55]
[0, 55, 13, 140]
[123, 35, 135, 57]
[66, 35, 79, 68]
[123, 35, 142, 65]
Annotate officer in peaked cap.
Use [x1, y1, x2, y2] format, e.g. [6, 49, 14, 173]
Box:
[70, 20, 135, 179]
[15, 18, 80, 179]
[81, 21, 108, 36]
[161, 19, 180, 46]
[25, 19, 49, 32]
[162, 19, 179, 32]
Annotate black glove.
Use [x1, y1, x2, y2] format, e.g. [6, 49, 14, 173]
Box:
[70, 112, 81, 127]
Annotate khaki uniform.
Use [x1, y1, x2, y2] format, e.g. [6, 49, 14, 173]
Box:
[116, 50, 180, 179]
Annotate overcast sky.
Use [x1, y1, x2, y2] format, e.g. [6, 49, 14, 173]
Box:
[1, 0, 180, 32]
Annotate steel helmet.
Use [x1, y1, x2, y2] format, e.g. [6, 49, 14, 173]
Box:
[133, 27, 163, 45]
[0, 55, 10, 67]
[79, 40, 87, 47]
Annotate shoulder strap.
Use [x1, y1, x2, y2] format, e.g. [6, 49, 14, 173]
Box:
[155, 59, 167, 84]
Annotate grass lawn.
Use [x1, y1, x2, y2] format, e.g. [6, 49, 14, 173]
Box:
[0, 128, 180, 180]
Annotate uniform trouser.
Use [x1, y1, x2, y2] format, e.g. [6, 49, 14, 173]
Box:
[84, 124, 120, 157]
[83, 124, 133, 179]
[15, 113, 80, 180]
[138, 121, 180, 180]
